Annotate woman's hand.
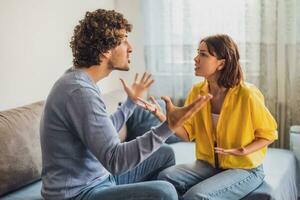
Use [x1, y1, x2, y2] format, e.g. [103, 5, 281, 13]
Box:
[162, 94, 212, 132]
[214, 138, 274, 156]
[120, 72, 154, 102]
[214, 147, 248, 156]
[136, 96, 166, 122]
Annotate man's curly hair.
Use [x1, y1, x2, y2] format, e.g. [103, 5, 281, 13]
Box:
[70, 9, 132, 68]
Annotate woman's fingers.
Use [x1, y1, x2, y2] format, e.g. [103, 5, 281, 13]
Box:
[161, 96, 173, 112]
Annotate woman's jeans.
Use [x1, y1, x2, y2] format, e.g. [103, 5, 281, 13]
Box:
[73, 145, 178, 200]
[158, 160, 265, 200]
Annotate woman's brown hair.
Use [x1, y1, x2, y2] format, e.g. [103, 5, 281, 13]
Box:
[201, 34, 244, 88]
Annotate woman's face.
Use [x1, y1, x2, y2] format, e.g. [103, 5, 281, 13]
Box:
[193, 42, 223, 79]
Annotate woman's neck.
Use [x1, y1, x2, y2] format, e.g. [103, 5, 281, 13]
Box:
[207, 79, 227, 96]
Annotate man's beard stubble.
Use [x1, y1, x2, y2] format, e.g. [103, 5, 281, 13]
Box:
[108, 60, 130, 71]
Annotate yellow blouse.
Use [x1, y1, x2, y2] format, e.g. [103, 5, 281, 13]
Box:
[183, 80, 278, 169]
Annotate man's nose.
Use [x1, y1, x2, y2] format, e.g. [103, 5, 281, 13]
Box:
[128, 42, 133, 53]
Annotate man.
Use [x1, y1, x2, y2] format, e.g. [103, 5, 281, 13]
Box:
[40, 9, 211, 200]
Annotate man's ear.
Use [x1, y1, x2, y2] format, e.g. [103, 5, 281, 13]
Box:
[101, 50, 112, 60]
[217, 59, 225, 71]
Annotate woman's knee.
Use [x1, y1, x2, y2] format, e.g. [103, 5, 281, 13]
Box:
[183, 190, 210, 200]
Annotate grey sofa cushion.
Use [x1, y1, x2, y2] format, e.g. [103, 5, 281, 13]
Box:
[0, 101, 44, 196]
[0, 181, 42, 200]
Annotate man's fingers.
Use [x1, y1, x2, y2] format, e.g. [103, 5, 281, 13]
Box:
[137, 97, 156, 112]
[137, 97, 148, 104]
[136, 101, 146, 109]
[134, 73, 138, 83]
[144, 73, 152, 83]
[150, 96, 160, 108]
[145, 79, 154, 88]
[120, 78, 128, 89]
[140, 72, 147, 83]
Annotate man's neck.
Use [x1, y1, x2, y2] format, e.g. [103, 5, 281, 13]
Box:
[82, 63, 112, 83]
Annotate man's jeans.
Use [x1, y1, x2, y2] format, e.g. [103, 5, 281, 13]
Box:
[73, 145, 178, 200]
[158, 160, 265, 200]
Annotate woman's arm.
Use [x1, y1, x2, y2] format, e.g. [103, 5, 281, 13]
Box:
[215, 137, 275, 156]
[173, 126, 190, 141]
[136, 96, 201, 142]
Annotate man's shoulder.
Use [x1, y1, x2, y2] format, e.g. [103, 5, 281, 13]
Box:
[56, 69, 97, 94]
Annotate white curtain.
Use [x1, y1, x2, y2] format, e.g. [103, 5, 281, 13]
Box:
[142, 0, 246, 104]
[244, 0, 300, 148]
[142, 0, 300, 148]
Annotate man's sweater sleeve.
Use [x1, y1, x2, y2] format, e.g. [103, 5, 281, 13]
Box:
[109, 98, 136, 132]
[65, 87, 173, 175]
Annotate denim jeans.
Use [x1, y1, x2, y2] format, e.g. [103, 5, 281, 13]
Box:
[73, 145, 178, 200]
[157, 160, 265, 200]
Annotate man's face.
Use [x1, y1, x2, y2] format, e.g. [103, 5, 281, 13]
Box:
[108, 29, 133, 71]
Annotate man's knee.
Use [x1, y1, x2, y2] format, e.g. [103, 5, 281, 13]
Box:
[157, 145, 175, 165]
[153, 181, 178, 200]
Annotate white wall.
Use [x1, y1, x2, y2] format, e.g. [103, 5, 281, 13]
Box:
[0, 0, 130, 110]
[115, 0, 146, 85]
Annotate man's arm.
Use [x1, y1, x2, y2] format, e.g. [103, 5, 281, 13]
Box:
[66, 88, 211, 175]
[109, 98, 136, 132]
[66, 88, 172, 175]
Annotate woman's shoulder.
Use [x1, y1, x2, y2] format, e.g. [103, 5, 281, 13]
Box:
[237, 82, 264, 101]
[191, 80, 207, 92]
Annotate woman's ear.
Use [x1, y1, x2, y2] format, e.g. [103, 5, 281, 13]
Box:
[217, 59, 225, 71]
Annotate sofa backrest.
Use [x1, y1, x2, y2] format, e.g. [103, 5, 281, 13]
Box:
[0, 89, 128, 196]
[0, 101, 45, 196]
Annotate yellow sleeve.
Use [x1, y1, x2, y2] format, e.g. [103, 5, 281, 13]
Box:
[183, 87, 196, 141]
[249, 88, 278, 141]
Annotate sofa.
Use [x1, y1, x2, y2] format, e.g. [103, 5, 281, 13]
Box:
[0, 90, 298, 200]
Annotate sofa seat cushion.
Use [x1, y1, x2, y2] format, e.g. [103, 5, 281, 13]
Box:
[0, 181, 42, 200]
[0, 101, 44, 196]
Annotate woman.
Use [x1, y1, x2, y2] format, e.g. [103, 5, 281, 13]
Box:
[140, 34, 277, 200]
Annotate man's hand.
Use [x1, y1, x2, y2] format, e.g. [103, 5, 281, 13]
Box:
[120, 72, 154, 102]
[214, 147, 247, 156]
[162, 94, 212, 132]
[136, 96, 166, 122]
